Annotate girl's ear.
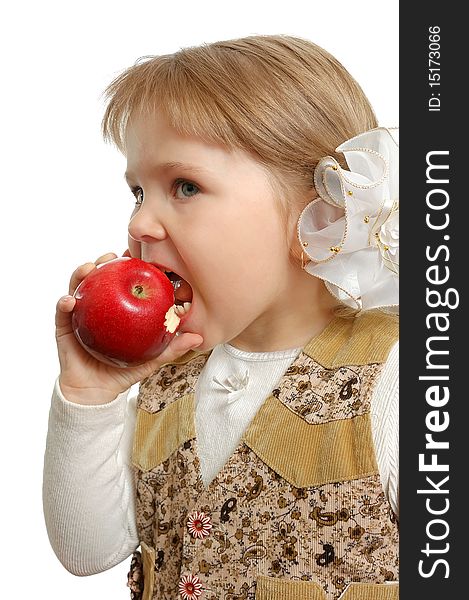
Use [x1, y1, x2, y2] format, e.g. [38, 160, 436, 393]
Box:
[287, 190, 320, 267]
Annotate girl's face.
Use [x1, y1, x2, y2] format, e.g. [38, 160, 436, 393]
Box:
[125, 113, 315, 352]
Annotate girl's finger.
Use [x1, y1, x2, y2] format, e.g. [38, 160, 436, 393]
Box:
[95, 252, 118, 266]
[68, 262, 96, 296]
[55, 295, 76, 332]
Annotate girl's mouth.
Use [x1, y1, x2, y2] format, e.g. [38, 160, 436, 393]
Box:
[163, 270, 193, 318]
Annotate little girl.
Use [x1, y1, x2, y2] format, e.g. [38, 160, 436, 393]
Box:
[43, 35, 399, 600]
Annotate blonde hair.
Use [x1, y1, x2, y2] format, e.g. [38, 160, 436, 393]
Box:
[101, 34, 378, 314]
[102, 34, 376, 179]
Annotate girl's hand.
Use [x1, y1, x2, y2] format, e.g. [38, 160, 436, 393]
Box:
[55, 252, 203, 405]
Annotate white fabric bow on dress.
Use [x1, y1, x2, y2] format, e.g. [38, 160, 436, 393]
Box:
[297, 127, 399, 313]
[212, 370, 250, 404]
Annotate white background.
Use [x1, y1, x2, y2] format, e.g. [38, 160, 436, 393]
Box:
[0, 1, 398, 597]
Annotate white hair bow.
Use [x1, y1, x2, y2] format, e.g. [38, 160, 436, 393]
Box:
[297, 127, 399, 313]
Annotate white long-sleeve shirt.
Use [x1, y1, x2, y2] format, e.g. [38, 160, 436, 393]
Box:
[42, 340, 399, 576]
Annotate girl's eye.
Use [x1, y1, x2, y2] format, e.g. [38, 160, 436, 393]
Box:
[174, 180, 200, 199]
[132, 187, 144, 206]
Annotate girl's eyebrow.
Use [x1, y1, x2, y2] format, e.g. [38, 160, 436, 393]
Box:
[124, 161, 212, 183]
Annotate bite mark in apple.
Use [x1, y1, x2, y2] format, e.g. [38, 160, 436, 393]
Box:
[164, 305, 181, 333]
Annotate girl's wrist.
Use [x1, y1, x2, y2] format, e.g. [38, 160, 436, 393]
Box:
[58, 378, 120, 406]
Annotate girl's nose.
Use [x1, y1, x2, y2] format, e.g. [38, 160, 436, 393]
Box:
[128, 204, 168, 244]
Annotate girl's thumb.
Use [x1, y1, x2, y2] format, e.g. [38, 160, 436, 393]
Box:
[152, 333, 204, 366]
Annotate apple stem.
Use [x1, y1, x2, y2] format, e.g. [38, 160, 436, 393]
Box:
[132, 284, 146, 299]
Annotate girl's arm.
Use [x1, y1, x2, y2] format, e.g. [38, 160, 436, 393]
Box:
[42, 380, 139, 576]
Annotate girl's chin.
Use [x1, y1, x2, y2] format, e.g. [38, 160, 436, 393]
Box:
[176, 301, 229, 352]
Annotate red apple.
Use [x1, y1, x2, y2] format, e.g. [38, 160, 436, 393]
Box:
[71, 257, 180, 367]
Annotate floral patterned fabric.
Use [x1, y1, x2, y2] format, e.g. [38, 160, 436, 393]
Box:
[127, 550, 143, 600]
[131, 327, 398, 600]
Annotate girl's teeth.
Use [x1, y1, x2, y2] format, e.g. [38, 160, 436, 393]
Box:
[174, 302, 192, 316]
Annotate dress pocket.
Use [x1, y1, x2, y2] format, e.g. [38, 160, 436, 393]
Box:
[141, 541, 156, 600]
[255, 575, 326, 599]
[338, 582, 399, 600]
[254, 576, 398, 600]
